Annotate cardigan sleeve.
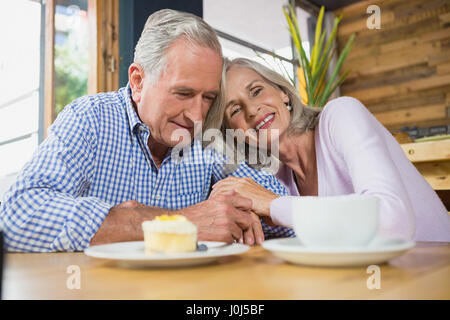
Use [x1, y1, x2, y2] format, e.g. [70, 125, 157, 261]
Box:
[322, 97, 415, 239]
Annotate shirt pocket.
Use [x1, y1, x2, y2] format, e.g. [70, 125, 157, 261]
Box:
[175, 163, 207, 196]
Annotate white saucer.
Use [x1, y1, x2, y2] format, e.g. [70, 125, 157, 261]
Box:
[84, 241, 249, 268]
[262, 236, 415, 267]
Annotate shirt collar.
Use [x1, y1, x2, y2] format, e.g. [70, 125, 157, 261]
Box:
[121, 83, 198, 160]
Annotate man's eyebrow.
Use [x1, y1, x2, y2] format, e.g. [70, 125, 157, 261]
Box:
[173, 87, 219, 96]
[206, 90, 219, 96]
[173, 87, 194, 92]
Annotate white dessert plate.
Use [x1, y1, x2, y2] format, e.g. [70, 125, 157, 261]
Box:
[262, 236, 415, 267]
[84, 241, 249, 268]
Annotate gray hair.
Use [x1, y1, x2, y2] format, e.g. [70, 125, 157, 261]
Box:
[134, 9, 222, 83]
[204, 57, 321, 172]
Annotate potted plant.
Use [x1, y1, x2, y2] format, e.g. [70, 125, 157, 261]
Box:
[283, 5, 355, 108]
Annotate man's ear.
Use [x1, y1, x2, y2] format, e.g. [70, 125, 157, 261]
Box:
[129, 63, 145, 104]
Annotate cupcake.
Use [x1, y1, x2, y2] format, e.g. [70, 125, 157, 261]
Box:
[142, 214, 197, 254]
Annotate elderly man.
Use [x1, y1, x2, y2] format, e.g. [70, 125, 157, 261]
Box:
[0, 9, 293, 252]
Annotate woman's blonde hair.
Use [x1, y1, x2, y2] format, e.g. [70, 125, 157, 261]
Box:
[204, 57, 321, 171]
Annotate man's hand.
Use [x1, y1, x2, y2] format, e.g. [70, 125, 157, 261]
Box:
[181, 190, 264, 245]
[90, 192, 265, 247]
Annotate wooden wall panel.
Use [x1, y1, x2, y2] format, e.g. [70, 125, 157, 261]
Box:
[335, 0, 450, 132]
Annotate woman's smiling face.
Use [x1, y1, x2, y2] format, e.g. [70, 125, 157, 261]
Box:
[223, 66, 291, 146]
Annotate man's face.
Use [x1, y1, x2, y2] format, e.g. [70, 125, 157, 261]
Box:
[130, 39, 222, 148]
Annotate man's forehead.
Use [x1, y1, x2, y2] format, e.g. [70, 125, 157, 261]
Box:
[165, 38, 222, 64]
[161, 42, 222, 91]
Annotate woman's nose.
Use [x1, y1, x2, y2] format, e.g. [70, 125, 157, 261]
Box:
[245, 103, 261, 119]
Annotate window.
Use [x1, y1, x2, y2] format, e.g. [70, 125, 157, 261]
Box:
[204, 0, 312, 86]
[0, 0, 118, 183]
[54, 0, 89, 115]
[0, 0, 42, 177]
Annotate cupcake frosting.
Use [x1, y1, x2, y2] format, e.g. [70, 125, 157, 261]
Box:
[142, 214, 197, 234]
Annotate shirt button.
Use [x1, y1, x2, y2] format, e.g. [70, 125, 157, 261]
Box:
[155, 195, 161, 200]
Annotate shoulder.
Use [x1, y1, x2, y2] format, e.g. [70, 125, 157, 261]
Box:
[55, 90, 126, 130]
[320, 96, 370, 122]
[67, 90, 124, 118]
[318, 96, 378, 133]
[49, 90, 124, 144]
[317, 96, 382, 150]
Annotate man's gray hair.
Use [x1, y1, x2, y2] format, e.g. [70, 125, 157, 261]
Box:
[134, 9, 222, 83]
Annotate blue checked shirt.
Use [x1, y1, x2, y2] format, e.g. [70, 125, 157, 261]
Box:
[0, 85, 294, 252]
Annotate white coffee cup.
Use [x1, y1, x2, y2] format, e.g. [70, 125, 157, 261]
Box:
[292, 194, 380, 247]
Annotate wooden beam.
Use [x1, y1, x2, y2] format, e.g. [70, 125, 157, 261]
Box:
[88, 0, 120, 94]
[436, 61, 450, 75]
[387, 118, 450, 132]
[401, 139, 450, 162]
[88, 0, 100, 95]
[106, 0, 120, 92]
[374, 104, 448, 126]
[343, 43, 441, 78]
[44, 0, 55, 138]
[334, 0, 384, 17]
[363, 86, 448, 113]
[346, 27, 450, 62]
[414, 162, 450, 190]
[346, 74, 450, 102]
[338, 11, 395, 37]
[439, 11, 450, 26]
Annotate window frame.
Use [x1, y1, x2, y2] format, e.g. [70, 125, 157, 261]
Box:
[43, 0, 119, 138]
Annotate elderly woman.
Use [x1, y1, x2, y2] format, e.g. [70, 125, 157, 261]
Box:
[208, 57, 449, 242]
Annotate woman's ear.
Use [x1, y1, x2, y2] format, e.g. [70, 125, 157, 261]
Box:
[280, 89, 290, 104]
[129, 63, 145, 104]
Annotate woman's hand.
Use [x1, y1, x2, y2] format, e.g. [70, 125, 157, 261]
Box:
[210, 176, 280, 217]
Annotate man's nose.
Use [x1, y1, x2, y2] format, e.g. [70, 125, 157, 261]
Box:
[185, 95, 204, 123]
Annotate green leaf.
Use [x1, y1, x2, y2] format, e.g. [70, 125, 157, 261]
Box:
[312, 29, 326, 78]
[311, 47, 335, 105]
[319, 69, 351, 108]
[318, 33, 355, 107]
[283, 7, 301, 57]
[284, 4, 313, 101]
[322, 14, 342, 57]
[288, 4, 304, 45]
[311, 6, 325, 75]
[283, 4, 354, 108]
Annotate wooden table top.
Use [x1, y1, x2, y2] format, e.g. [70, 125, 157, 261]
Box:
[3, 241, 449, 300]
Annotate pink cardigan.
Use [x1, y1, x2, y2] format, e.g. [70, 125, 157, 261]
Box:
[270, 97, 450, 242]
